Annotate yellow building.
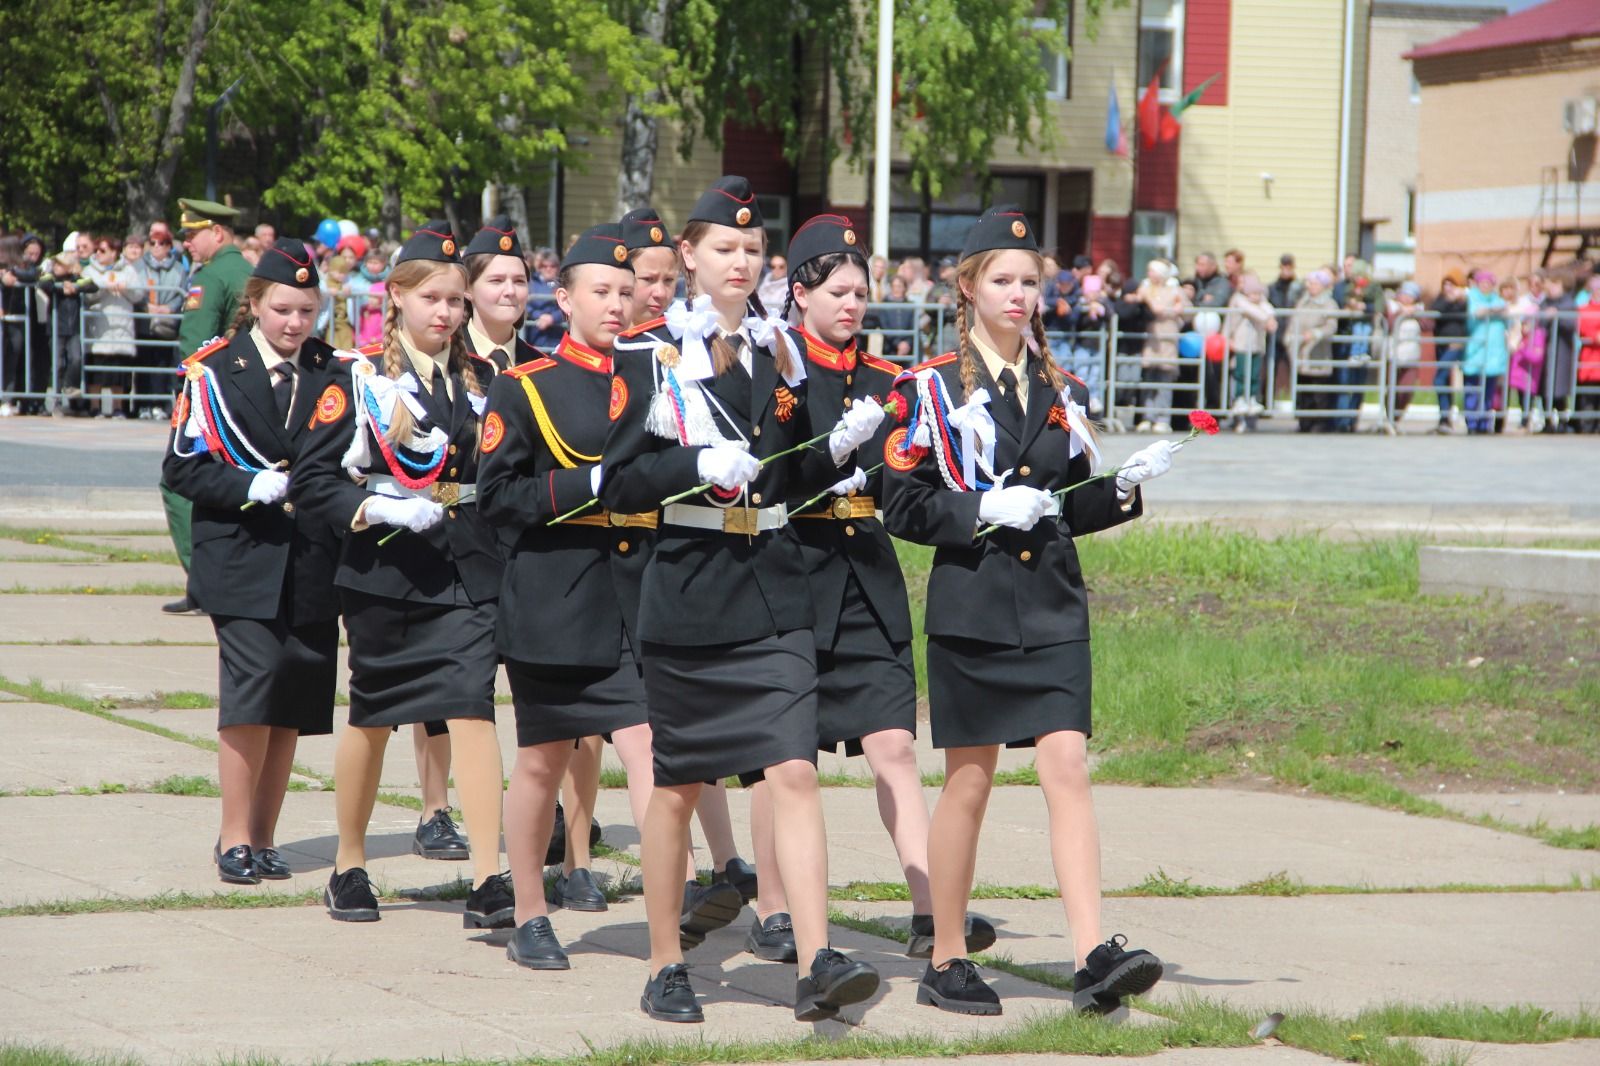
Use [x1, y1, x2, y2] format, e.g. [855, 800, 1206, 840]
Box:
[1409, 0, 1600, 288]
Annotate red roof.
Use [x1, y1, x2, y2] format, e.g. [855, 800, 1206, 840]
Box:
[1405, 0, 1600, 60]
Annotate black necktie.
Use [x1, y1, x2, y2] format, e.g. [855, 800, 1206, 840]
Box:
[997, 366, 1023, 421]
[270, 362, 297, 428]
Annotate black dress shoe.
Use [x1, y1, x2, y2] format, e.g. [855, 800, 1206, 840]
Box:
[506, 916, 570, 970]
[413, 808, 470, 860]
[1072, 934, 1163, 1015]
[545, 802, 568, 866]
[548, 867, 608, 912]
[905, 912, 997, 959]
[214, 841, 259, 886]
[745, 911, 797, 962]
[464, 871, 516, 929]
[640, 963, 702, 1023]
[679, 879, 743, 949]
[326, 867, 379, 922]
[917, 958, 1001, 1015]
[712, 857, 758, 904]
[161, 596, 205, 616]
[795, 948, 880, 1022]
[253, 847, 292, 880]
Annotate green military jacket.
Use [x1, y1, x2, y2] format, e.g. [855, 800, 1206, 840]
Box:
[178, 244, 252, 359]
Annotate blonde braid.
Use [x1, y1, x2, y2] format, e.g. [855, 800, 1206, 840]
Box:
[1030, 309, 1066, 392]
[225, 301, 254, 340]
[956, 302, 978, 401]
[379, 299, 417, 446]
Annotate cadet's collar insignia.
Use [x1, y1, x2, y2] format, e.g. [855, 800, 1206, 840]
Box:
[656, 343, 681, 369]
[556, 335, 613, 375]
[609, 376, 629, 421]
[798, 327, 856, 372]
[234, 355, 248, 369]
[480, 411, 505, 453]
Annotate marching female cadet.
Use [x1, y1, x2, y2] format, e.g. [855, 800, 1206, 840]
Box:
[289, 221, 511, 930]
[619, 207, 758, 907]
[602, 178, 884, 1023]
[478, 224, 657, 968]
[162, 239, 340, 885]
[743, 214, 996, 963]
[882, 206, 1174, 1016]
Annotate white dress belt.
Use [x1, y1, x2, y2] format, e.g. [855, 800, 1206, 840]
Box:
[661, 501, 789, 534]
[366, 473, 476, 504]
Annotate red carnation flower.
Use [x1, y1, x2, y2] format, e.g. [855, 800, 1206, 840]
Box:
[878, 393, 909, 424]
[1189, 410, 1220, 436]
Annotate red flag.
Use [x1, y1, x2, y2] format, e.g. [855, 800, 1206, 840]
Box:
[1137, 69, 1163, 150]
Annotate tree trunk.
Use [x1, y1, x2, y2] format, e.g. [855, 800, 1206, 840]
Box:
[380, 183, 403, 243]
[614, 0, 669, 218]
[499, 183, 532, 248]
[125, 0, 218, 231]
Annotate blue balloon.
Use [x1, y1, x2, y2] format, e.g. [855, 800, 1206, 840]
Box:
[314, 219, 342, 247]
[1178, 331, 1203, 360]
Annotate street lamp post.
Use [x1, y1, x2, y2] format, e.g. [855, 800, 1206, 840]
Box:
[872, 0, 893, 258]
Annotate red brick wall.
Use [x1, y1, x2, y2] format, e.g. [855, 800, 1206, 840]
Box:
[1136, 135, 1181, 212]
[1091, 215, 1132, 272]
[721, 122, 792, 195]
[1184, 0, 1231, 105]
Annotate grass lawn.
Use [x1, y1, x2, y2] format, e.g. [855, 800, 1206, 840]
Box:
[898, 526, 1599, 806]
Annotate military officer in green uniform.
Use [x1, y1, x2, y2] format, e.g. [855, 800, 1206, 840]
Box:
[160, 197, 254, 615]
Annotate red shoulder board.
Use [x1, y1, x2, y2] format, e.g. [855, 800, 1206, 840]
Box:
[859, 354, 902, 376]
[618, 316, 665, 339]
[504, 357, 556, 379]
[181, 337, 229, 367]
[1063, 370, 1086, 388]
[893, 351, 957, 386]
[356, 342, 385, 357]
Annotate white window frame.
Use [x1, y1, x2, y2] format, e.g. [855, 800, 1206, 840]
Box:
[1140, 0, 1185, 105]
[1032, 15, 1072, 101]
[1132, 210, 1178, 280]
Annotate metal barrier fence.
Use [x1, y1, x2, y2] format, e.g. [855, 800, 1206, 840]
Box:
[4, 286, 1598, 430]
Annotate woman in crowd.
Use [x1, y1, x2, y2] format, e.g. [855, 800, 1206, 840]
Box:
[1429, 270, 1469, 433]
[290, 221, 510, 930]
[602, 177, 883, 1024]
[1222, 275, 1276, 432]
[883, 205, 1169, 1017]
[81, 235, 145, 417]
[1290, 270, 1339, 432]
[1464, 271, 1510, 434]
[161, 239, 341, 885]
[1133, 259, 1186, 433]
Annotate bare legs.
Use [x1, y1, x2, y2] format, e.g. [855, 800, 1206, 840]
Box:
[445, 717, 505, 887]
[859, 728, 932, 913]
[1035, 729, 1102, 968]
[694, 781, 740, 869]
[217, 724, 298, 850]
[412, 725, 451, 816]
[505, 739, 574, 926]
[562, 735, 603, 874]
[333, 724, 389, 874]
[644, 782, 701, 973]
[927, 743, 998, 966]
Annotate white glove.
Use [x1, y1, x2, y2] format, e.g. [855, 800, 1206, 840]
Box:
[247, 470, 290, 505]
[365, 494, 445, 533]
[697, 445, 761, 492]
[589, 466, 603, 496]
[828, 466, 868, 496]
[978, 485, 1054, 531]
[1115, 439, 1175, 496]
[829, 397, 886, 463]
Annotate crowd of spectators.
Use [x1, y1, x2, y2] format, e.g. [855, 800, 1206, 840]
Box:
[4, 218, 1598, 433]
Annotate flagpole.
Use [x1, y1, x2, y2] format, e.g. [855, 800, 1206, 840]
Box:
[871, 0, 892, 257]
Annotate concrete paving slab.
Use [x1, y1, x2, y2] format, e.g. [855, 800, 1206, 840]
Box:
[0, 560, 186, 590]
[1410, 1038, 1600, 1065]
[67, 534, 178, 556]
[0, 702, 219, 792]
[1434, 793, 1600, 832]
[0, 643, 350, 701]
[0, 539, 102, 561]
[837, 892, 1600, 1015]
[0, 903, 1076, 1063]
[780, 1054, 1331, 1066]
[0, 593, 217, 645]
[1420, 546, 1600, 613]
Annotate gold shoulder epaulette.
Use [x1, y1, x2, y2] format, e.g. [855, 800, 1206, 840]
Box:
[356, 341, 384, 357]
[504, 357, 556, 379]
[859, 353, 902, 376]
[181, 337, 229, 366]
[618, 316, 665, 339]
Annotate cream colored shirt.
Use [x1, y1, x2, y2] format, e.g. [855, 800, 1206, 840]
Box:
[972, 332, 1029, 409]
[466, 319, 516, 370]
[398, 333, 453, 402]
[249, 325, 298, 422]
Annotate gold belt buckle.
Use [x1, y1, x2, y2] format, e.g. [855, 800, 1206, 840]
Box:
[609, 511, 627, 527]
[722, 506, 759, 535]
[830, 496, 854, 520]
[431, 483, 460, 507]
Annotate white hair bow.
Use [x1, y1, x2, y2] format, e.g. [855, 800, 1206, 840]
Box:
[663, 295, 719, 381]
[1060, 390, 1101, 472]
[742, 311, 807, 387]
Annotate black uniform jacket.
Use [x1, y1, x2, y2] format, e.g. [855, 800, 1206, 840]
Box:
[881, 351, 1143, 648]
[478, 335, 649, 667]
[784, 328, 913, 649]
[160, 332, 342, 625]
[600, 315, 844, 647]
[288, 341, 503, 606]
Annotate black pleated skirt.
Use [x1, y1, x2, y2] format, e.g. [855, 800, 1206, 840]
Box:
[506, 637, 649, 748]
[341, 589, 498, 728]
[926, 636, 1092, 749]
[641, 629, 818, 787]
[816, 574, 917, 757]
[214, 615, 339, 735]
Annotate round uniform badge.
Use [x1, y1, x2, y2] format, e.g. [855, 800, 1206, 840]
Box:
[1010, 220, 1028, 239]
[609, 376, 629, 421]
[735, 207, 752, 226]
[294, 267, 310, 283]
[613, 245, 628, 263]
[311, 385, 346, 427]
[650, 226, 665, 244]
[481, 411, 505, 453]
[354, 360, 377, 376]
[441, 239, 456, 256]
[657, 344, 681, 369]
[843, 229, 857, 245]
[185, 362, 205, 383]
[883, 426, 923, 472]
[498, 235, 513, 252]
